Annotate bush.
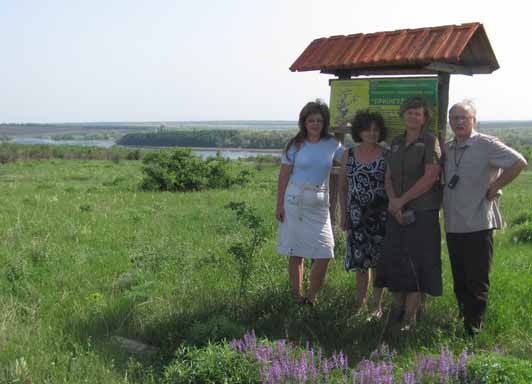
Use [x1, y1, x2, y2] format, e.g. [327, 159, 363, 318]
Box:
[511, 212, 532, 226]
[467, 353, 532, 384]
[512, 222, 532, 244]
[225, 202, 271, 298]
[163, 343, 260, 383]
[139, 148, 250, 192]
[126, 149, 142, 160]
[187, 315, 246, 345]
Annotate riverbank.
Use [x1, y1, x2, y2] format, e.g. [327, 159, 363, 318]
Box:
[0, 141, 281, 163]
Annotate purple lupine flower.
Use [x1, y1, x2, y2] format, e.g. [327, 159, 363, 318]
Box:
[243, 329, 257, 351]
[415, 355, 437, 378]
[457, 350, 469, 382]
[356, 360, 371, 384]
[260, 365, 271, 384]
[299, 351, 308, 383]
[337, 351, 348, 382]
[382, 361, 394, 384]
[267, 370, 275, 384]
[280, 353, 290, 378]
[372, 362, 382, 383]
[295, 353, 308, 383]
[229, 338, 243, 352]
[309, 349, 318, 382]
[339, 351, 347, 371]
[254, 345, 268, 363]
[331, 351, 338, 369]
[322, 357, 330, 383]
[402, 371, 415, 384]
[270, 359, 282, 383]
[438, 347, 454, 383]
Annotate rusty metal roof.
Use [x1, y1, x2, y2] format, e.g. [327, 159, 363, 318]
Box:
[290, 23, 499, 76]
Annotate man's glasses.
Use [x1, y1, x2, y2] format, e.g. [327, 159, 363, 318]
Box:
[450, 115, 474, 122]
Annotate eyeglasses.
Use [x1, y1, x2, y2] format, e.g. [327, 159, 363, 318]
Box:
[450, 115, 474, 122]
[306, 118, 324, 124]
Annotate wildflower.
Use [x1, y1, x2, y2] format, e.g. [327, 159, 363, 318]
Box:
[402, 371, 415, 384]
[457, 350, 469, 382]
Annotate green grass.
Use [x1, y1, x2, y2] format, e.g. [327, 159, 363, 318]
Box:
[0, 159, 530, 382]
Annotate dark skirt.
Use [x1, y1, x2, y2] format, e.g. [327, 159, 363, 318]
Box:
[374, 209, 442, 296]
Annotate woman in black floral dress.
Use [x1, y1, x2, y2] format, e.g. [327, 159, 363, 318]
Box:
[340, 110, 388, 317]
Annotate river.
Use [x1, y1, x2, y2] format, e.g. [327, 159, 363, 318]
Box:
[9, 138, 281, 159]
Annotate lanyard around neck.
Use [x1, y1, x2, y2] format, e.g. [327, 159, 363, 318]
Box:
[453, 142, 468, 170]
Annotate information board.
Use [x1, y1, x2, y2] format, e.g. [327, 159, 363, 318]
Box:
[329, 77, 439, 139]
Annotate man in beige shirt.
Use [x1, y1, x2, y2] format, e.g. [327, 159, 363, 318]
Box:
[443, 101, 527, 336]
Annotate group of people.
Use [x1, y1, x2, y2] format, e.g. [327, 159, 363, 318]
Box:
[276, 97, 527, 335]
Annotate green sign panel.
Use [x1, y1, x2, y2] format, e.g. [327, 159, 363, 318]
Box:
[330, 77, 439, 140]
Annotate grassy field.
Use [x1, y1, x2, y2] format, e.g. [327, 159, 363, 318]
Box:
[0, 158, 530, 382]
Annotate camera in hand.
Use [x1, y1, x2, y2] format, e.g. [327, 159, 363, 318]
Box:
[448, 174, 460, 189]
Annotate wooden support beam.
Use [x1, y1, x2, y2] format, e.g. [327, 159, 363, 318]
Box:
[437, 72, 450, 148]
[425, 62, 496, 75]
[426, 62, 472, 75]
[328, 67, 434, 77]
[329, 72, 350, 225]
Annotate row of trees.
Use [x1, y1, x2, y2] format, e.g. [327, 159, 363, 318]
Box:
[0, 143, 142, 163]
[117, 129, 296, 149]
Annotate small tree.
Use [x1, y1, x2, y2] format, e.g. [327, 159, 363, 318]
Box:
[225, 202, 270, 299]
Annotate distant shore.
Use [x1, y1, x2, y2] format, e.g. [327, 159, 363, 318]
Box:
[173, 146, 281, 153]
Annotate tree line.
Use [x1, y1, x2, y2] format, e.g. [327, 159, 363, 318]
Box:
[117, 129, 296, 149]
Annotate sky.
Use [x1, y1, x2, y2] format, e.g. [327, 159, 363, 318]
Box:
[1, 0, 530, 123]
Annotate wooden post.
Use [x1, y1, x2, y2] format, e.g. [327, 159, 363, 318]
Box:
[437, 72, 450, 149]
[329, 72, 350, 226]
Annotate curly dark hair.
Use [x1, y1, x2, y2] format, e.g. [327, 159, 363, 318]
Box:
[399, 97, 433, 129]
[350, 109, 387, 143]
[284, 99, 334, 156]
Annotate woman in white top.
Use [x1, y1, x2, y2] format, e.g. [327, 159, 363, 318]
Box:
[276, 100, 343, 306]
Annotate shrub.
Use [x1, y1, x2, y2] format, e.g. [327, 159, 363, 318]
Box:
[467, 353, 532, 384]
[163, 343, 260, 383]
[126, 149, 142, 160]
[110, 153, 121, 164]
[187, 315, 246, 345]
[225, 202, 270, 298]
[140, 148, 250, 192]
[511, 212, 532, 226]
[512, 222, 532, 244]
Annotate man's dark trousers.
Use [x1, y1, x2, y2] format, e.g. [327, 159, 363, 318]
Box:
[446, 230, 493, 334]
